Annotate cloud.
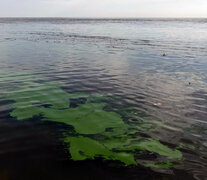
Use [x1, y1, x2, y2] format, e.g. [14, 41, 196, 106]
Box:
[0, 0, 207, 17]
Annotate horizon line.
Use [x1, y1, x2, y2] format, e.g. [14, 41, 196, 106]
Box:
[0, 17, 207, 19]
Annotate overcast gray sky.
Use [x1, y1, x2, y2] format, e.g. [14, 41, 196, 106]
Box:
[0, 0, 207, 17]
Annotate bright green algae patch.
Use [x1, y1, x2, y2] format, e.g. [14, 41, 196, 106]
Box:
[65, 136, 137, 165]
[7, 78, 182, 166]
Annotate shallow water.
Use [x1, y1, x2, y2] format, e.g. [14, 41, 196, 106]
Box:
[0, 18, 207, 180]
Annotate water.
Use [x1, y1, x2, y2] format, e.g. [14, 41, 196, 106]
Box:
[0, 18, 207, 180]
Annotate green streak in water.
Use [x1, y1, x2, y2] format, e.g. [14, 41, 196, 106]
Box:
[147, 162, 173, 169]
[103, 138, 182, 159]
[176, 143, 196, 151]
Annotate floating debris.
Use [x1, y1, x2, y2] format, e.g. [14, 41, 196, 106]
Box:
[153, 102, 162, 107]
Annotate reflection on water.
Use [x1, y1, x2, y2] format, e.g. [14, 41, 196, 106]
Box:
[0, 18, 207, 180]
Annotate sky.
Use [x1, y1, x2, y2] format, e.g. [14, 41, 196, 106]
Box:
[0, 0, 207, 18]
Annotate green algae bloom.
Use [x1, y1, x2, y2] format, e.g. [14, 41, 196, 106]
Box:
[5, 74, 182, 167]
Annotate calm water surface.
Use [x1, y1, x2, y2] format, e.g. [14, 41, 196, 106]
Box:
[0, 18, 207, 180]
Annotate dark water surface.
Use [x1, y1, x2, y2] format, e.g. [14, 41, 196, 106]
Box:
[0, 18, 207, 180]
